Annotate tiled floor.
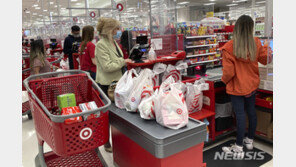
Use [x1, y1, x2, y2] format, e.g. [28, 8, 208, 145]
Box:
[22, 115, 273, 167]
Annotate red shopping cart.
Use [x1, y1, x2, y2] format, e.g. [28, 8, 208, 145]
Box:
[23, 70, 111, 167]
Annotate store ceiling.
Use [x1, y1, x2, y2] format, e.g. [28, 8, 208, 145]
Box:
[22, 0, 112, 26]
[23, 0, 267, 27]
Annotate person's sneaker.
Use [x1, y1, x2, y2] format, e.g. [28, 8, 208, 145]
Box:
[243, 137, 254, 150]
[222, 143, 244, 159]
[104, 142, 113, 153]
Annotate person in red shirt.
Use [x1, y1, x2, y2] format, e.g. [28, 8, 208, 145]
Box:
[79, 25, 97, 80]
[119, 30, 134, 59]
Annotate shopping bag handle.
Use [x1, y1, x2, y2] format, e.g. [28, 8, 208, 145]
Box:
[23, 70, 112, 123]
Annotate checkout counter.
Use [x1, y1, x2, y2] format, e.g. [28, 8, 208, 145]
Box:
[109, 104, 207, 167]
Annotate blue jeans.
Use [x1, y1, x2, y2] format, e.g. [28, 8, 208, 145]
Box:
[231, 94, 257, 146]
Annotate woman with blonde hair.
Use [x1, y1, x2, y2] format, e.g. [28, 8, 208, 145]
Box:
[79, 25, 96, 80]
[95, 17, 133, 92]
[221, 15, 272, 158]
[95, 17, 133, 153]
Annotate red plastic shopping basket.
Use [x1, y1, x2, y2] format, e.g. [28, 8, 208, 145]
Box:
[23, 70, 111, 158]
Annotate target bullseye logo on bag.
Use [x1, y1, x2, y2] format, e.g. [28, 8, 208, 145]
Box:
[80, 127, 92, 140]
[176, 108, 183, 115]
[131, 97, 136, 102]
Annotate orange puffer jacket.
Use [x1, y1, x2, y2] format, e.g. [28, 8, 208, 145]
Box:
[220, 37, 269, 96]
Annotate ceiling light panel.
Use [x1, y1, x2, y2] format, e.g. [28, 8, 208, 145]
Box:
[227, 3, 238, 6]
[177, 2, 189, 5]
[204, 3, 215, 6]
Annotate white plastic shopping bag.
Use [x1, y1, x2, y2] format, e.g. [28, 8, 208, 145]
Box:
[185, 79, 209, 114]
[124, 68, 154, 112]
[175, 60, 188, 76]
[115, 69, 138, 109]
[175, 60, 188, 71]
[138, 89, 158, 120]
[162, 64, 180, 83]
[171, 82, 187, 95]
[60, 58, 69, 70]
[152, 63, 167, 87]
[154, 76, 188, 129]
[159, 75, 176, 92]
[162, 61, 188, 83]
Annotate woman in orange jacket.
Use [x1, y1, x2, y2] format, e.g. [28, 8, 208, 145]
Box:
[220, 15, 272, 158]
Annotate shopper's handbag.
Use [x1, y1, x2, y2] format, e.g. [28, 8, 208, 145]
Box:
[108, 81, 118, 102]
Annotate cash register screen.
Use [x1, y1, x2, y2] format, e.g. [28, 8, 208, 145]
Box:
[141, 48, 147, 52]
[136, 36, 148, 45]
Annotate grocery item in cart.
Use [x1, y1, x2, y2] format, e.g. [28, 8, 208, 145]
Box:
[185, 79, 209, 114]
[61, 106, 83, 124]
[125, 68, 154, 112]
[79, 101, 98, 120]
[57, 93, 77, 112]
[152, 63, 167, 87]
[154, 76, 188, 130]
[115, 69, 138, 109]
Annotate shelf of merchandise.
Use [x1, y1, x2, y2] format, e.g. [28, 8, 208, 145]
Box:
[214, 32, 232, 35]
[217, 40, 229, 43]
[186, 52, 217, 58]
[185, 35, 216, 39]
[186, 43, 218, 49]
[184, 34, 221, 70]
[190, 58, 222, 66]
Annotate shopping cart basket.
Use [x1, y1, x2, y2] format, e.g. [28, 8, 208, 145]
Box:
[23, 70, 111, 167]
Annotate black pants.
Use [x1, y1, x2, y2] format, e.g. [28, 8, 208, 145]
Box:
[68, 54, 74, 69]
[87, 71, 96, 81]
[97, 83, 111, 148]
[231, 94, 257, 146]
[98, 83, 109, 97]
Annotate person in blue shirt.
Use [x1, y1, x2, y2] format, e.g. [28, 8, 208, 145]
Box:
[63, 25, 82, 69]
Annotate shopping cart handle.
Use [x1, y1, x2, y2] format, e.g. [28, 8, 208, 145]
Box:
[23, 70, 112, 123]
